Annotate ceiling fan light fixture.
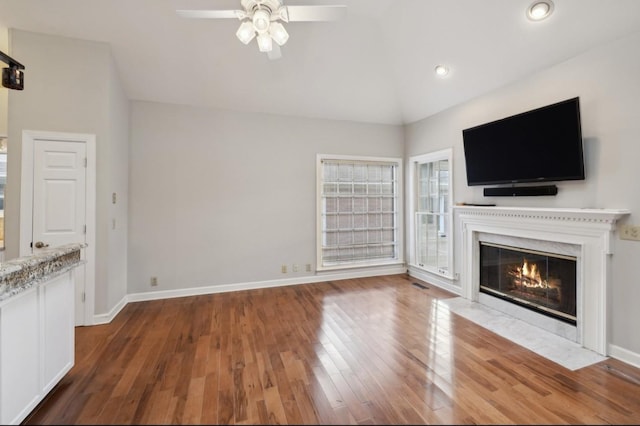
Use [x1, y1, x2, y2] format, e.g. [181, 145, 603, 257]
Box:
[257, 33, 273, 52]
[269, 22, 289, 46]
[177, 0, 348, 59]
[236, 20, 256, 44]
[253, 9, 271, 33]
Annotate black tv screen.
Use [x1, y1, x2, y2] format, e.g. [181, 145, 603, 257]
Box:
[462, 97, 585, 186]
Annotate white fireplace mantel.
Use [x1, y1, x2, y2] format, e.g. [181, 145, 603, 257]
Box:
[454, 205, 630, 355]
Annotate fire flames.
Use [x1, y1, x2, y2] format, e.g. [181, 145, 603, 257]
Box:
[508, 259, 561, 301]
[517, 260, 544, 288]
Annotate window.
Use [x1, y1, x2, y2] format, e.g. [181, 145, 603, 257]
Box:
[408, 149, 454, 278]
[317, 155, 402, 270]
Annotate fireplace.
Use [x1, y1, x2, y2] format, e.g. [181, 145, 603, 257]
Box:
[454, 206, 630, 355]
[479, 242, 577, 325]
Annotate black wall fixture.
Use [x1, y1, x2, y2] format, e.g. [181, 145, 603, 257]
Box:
[483, 185, 558, 197]
[0, 50, 25, 90]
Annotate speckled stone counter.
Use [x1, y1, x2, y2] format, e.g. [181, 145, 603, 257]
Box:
[0, 243, 86, 302]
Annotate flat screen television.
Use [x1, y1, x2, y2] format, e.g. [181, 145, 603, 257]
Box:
[462, 97, 585, 186]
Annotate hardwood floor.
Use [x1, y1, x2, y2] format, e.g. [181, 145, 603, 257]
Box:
[23, 274, 640, 424]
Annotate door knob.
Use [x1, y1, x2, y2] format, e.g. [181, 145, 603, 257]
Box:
[34, 241, 50, 249]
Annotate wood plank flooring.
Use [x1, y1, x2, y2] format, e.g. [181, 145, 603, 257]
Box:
[23, 274, 640, 424]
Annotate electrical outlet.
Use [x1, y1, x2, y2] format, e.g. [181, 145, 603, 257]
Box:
[620, 224, 640, 241]
[306, 263, 312, 272]
[292, 264, 298, 272]
[150, 276, 158, 286]
[281, 264, 287, 273]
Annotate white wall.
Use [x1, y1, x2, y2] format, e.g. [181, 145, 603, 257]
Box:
[6, 29, 129, 316]
[405, 30, 640, 360]
[128, 101, 404, 293]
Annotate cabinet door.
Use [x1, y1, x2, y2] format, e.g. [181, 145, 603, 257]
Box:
[0, 271, 76, 425]
[0, 289, 41, 425]
[42, 271, 75, 393]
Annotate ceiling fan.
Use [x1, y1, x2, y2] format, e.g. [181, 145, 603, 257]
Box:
[176, 0, 347, 60]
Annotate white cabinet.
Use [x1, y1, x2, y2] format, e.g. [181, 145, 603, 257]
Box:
[0, 271, 75, 425]
[0, 288, 40, 425]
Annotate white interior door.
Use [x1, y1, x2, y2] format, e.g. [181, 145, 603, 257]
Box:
[32, 140, 87, 326]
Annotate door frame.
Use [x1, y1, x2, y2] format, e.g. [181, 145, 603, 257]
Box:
[20, 130, 96, 326]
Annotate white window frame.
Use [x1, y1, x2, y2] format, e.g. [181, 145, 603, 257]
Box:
[407, 148, 455, 279]
[316, 154, 404, 271]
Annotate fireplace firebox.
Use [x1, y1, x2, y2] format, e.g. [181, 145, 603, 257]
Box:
[479, 242, 577, 325]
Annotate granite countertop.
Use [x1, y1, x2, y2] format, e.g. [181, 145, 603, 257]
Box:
[0, 243, 86, 302]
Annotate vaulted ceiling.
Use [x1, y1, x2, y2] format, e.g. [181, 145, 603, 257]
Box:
[1, 0, 640, 125]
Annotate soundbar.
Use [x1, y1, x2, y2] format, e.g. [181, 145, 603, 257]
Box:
[483, 185, 558, 197]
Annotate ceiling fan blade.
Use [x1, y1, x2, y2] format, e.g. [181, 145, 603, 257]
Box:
[176, 9, 244, 19]
[267, 44, 282, 60]
[285, 5, 347, 22]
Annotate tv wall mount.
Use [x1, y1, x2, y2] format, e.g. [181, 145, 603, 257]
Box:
[0, 50, 25, 90]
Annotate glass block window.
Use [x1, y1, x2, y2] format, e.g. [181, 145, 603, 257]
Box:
[318, 156, 400, 268]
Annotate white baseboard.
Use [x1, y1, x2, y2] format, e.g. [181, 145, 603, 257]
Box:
[93, 265, 407, 323]
[92, 295, 128, 325]
[407, 266, 461, 295]
[608, 343, 640, 369]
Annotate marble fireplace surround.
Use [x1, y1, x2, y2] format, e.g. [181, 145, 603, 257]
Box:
[454, 205, 630, 356]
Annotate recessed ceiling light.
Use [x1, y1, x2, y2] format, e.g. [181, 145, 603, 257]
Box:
[434, 65, 449, 77]
[527, 0, 554, 21]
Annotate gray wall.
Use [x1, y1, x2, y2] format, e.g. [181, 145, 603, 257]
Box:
[6, 29, 129, 315]
[128, 101, 404, 293]
[405, 30, 640, 358]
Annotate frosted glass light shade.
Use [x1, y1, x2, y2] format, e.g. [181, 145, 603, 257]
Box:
[257, 33, 273, 52]
[269, 22, 289, 46]
[236, 21, 256, 44]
